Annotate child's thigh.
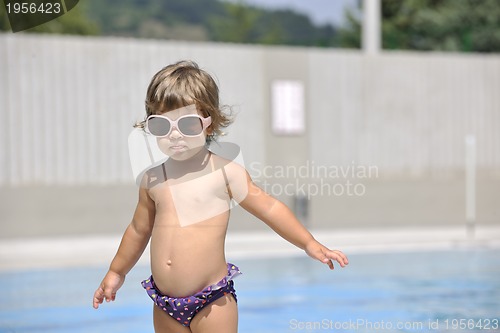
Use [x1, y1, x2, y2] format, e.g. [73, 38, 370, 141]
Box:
[153, 305, 192, 333]
[190, 294, 238, 333]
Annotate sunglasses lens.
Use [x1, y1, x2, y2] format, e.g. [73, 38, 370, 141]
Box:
[147, 117, 171, 136]
[179, 116, 204, 136]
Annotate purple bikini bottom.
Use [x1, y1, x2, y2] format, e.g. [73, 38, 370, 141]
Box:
[141, 263, 241, 327]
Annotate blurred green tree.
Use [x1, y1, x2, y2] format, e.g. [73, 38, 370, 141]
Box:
[208, 2, 261, 43]
[208, 2, 338, 47]
[0, 2, 99, 35]
[1, 0, 339, 47]
[339, 0, 500, 52]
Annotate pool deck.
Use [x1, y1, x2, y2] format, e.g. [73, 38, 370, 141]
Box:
[1, 225, 499, 271]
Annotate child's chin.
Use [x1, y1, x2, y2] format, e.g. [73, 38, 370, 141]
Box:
[168, 153, 190, 161]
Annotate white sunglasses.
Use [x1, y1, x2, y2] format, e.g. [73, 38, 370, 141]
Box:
[145, 114, 212, 137]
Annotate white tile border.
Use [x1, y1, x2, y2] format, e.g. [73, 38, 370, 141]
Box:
[1, 226, 499, 271]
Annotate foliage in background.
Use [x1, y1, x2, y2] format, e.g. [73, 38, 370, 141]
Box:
[0, 2, 99, 35]
[339, 0, 500, 52]
[0, 0, 338, 47]
[84, 0, 338, 47]
[2, 0, 499, 52]
[209, 2, 337, 46]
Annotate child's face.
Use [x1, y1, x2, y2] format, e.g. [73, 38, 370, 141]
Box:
[152, 104, 210, 161]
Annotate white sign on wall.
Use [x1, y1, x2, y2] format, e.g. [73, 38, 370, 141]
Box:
[271, 80, 305, 135]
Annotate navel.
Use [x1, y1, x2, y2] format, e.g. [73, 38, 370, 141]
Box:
[166, 259, 172, 266]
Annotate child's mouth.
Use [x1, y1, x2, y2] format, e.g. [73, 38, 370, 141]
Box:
[170, 145, 187, 151]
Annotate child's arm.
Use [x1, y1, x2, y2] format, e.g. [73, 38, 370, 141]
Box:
[237, 172, 348, 270]
[93, 187, 155, 309]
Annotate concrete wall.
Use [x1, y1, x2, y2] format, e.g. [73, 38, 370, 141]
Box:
[2, 177, 499, 239]
[1, 34, 499, 239]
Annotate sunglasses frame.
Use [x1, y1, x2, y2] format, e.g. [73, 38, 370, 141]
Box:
[145, 114, 212, 138]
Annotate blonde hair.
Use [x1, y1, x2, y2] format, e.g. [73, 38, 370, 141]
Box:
[136, 60, 232, 143]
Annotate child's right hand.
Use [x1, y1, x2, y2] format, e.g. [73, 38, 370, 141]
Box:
[93, 270, 125, 309]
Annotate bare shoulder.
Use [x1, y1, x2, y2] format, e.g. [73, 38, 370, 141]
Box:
[210, 153, 249, 202]
[210, 153, 247, 177]
[138, 163, 167, 189]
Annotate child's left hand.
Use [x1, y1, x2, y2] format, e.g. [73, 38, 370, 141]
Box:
[305, 239, 349, 270]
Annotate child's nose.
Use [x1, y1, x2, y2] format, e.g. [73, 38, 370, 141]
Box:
[169, 127, 183, 139]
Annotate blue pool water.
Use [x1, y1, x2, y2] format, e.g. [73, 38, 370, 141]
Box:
[0, 248, 499, 333]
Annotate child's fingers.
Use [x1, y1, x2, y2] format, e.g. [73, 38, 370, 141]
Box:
[93, 285, 117, 309]
[103, 286, 117, 303]
[93, 286, 104, 309]
[321, 249, 349, 269]
[332, 250, 349, 266]
[108, 291, 117, 302]
[305, 242, 348, 270]
[322, 258, 335, 270]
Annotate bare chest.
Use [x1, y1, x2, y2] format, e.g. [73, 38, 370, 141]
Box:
[149, 169, 231, 227]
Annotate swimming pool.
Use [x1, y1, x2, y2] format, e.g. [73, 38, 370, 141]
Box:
[1, 248, 499, 333]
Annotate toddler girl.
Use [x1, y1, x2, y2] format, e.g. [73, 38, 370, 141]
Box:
[93, 60, 348, 333]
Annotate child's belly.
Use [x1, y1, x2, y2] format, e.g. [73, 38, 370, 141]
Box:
[149, 211, 230, 298]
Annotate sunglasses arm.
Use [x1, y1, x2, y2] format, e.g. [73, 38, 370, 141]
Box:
[203, 116, 212, 128]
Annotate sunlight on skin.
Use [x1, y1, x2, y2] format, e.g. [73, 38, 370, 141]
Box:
[133, 104, 248, 228]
